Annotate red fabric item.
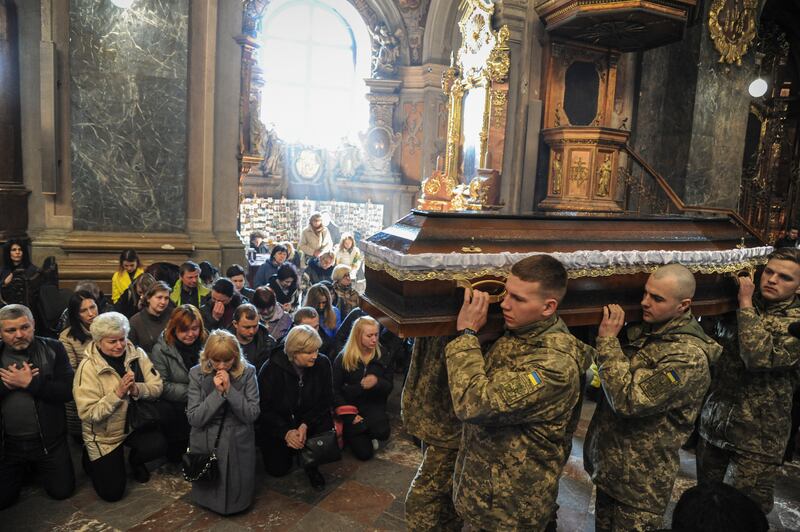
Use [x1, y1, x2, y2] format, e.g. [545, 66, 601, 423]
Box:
[333, 405, 359, 449]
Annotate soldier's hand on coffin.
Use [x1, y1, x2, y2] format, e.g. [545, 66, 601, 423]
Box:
[456, 288, 489, 332]
[598, 304, 625, 338]
[737, 272, 755, 308]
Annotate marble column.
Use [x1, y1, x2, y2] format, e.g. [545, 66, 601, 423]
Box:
[69, 0, 189, 232]
[632, 1, 757, 209]
[0, 0, 28, 241]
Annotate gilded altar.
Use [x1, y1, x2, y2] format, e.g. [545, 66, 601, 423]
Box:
[418, 0, 509, 212]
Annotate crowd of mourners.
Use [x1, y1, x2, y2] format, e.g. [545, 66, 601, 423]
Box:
[0, 212, 401, 516]
[1, 214, 799, 532]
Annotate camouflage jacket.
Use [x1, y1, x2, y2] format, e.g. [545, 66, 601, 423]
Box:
[699, 295, 800, 463]
[584, 311, 721, 513]
[401, 335, 462, 448]
[445, 315, 593, 531]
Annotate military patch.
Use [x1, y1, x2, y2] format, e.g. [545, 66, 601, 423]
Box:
[639, 368, 681, 400]
[500, 370, 543, 405]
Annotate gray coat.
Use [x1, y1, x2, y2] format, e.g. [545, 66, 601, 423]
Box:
[150, 334, 192, 403]
[187, 363, 260, 515]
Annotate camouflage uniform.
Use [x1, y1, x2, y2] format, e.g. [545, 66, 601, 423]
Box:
[403, 336, 463, 532]
[584, 311, 721, 532]
[698, 295, 800, 513]
[445, 315, 593, 531]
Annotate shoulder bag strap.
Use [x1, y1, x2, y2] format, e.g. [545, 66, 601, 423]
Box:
[212, 403, 229, 452]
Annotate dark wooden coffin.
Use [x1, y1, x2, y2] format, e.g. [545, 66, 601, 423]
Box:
[360, 210, 767, 338]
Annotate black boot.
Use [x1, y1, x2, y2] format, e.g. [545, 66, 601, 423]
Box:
[305, 467, 325, 490]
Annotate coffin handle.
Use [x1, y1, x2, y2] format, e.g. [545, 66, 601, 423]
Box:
[456, 279, 507, 304]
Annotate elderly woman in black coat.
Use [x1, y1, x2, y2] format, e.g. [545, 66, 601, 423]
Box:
[257, 324, 333, 490]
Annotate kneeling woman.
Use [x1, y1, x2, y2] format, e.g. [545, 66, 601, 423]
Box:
[73, 312, 166, 502]
[332, 316, 392, 460]
[258, 325, 333, 489]
[187, 329, 259, 515]
[150, 305, 208, 462]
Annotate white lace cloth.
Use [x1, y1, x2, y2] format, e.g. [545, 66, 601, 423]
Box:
[362, 240, 773, 273]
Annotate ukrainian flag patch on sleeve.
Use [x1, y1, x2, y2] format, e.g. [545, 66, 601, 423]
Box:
[639, 368, 681, 400]
[500, 369, 544, 405]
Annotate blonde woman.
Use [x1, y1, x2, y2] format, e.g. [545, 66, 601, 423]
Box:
[187, 329, 259, 515]
[73, 312, 165, 502]
[331, 265, 359, 317]
[332, 316, 392, 460]
[334, 232, 362, 280]
[303, 283, 340, 338]
[257, 324, 334, 490]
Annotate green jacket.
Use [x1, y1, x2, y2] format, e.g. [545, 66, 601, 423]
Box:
[401, 335, 462, 449]
[584, 311, 721, 513]
[446, 316, 593, 531]
[170, 279, 210, 307]
[700, 296, 800, 463]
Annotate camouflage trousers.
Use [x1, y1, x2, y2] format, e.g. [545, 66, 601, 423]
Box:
[594, 488, 663, 532]
[696, 438, 779, 514]
[405, 443, 462, 532]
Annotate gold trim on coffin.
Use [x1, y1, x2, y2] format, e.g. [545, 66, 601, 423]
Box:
[365, 256, 769, 281]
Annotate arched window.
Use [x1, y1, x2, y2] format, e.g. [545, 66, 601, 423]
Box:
[259, 0, 370, 148]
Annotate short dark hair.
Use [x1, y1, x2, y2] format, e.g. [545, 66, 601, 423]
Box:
[212, 277, 235, 298]
[118, 249, 140, 270]
[671, 482, 768, 532]
[234, 303, 258, 322]
[199, 261, 218, 284]
[270, 245, 288, 259]
[510, 255, 568, 301]
[769, 247, 800, 265]
[293, 306, 318, 325]
[276, 263, 298, 281]
[226, 264, 246, 278]
[251, 286, 276, 310]
[180, 261, 200, 276]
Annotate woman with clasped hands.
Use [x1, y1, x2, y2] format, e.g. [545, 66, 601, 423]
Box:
[257, 324, 334, 490]
[73, 312, 165, 502]
[186, 329, 259, 515]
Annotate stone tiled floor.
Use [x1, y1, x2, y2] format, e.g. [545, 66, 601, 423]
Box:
[4, 380, 800, 531]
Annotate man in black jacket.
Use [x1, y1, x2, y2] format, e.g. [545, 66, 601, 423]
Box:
[0, 304, 75, 509]
[229, 304, 276, 372]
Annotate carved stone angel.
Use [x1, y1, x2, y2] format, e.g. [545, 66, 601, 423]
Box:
[370, 23, 403, 79]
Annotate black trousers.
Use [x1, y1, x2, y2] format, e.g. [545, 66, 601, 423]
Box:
[85, 428, 167, 502]
[0, 435, 75, 510]
[157, 400, 190, 462]
[260, 421, 333, 477]
[342, 403, 391, 461]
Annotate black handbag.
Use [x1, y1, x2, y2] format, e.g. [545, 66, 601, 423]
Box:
[182, 404, 227, 482]
[298, 429, 341, 468]
[125, 359, 160, 432]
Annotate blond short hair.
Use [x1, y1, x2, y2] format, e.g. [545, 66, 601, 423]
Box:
[284, 324, 322, 361]
[332, 264, 351, 282]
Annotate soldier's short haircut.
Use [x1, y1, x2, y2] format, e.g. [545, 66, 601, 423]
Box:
[0, 304, 34, 326]
[769, 247, 800, 265]
[652, 263, 696, 300]
[511, 255, 567, 302]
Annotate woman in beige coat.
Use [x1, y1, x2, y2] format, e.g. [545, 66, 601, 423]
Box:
[73, 312, 166, 502]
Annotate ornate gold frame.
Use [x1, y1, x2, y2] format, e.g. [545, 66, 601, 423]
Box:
[708, 0, 758, 66]
[418, 0, 509, 211]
